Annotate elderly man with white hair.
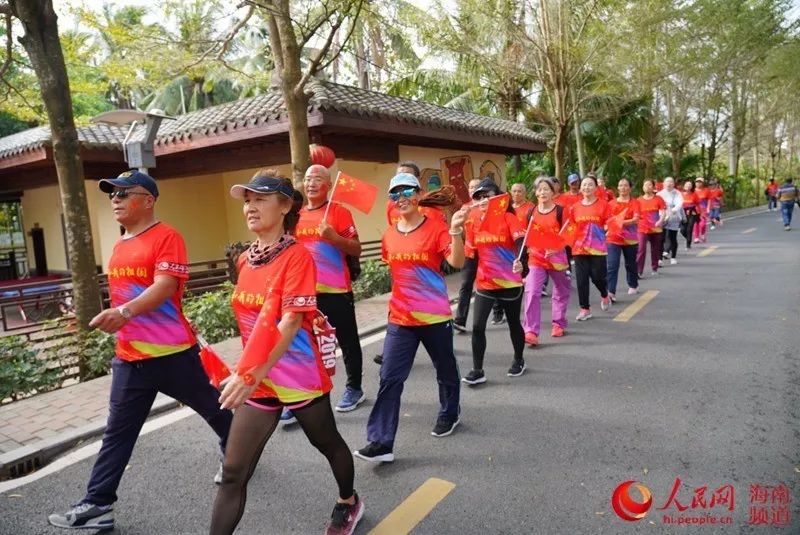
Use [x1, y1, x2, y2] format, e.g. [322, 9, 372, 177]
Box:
[657, 177, 684, 265]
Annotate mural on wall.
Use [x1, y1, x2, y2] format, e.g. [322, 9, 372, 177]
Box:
[440, 156, 474, 204]
[478, 160, 504, 188]
[420, 168, 442, 192]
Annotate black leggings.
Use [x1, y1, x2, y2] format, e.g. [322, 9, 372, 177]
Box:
[471, 287, 524, 369]
[317, 292, 363, 390]
[209, 395, 354, 535]
[574, 255, 608, 309]
[455, 256, 503, 325]
[663, 229, 679, 258]
[681, 214, 696, 248]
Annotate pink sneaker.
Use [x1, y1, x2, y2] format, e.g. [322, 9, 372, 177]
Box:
[525, 332, 539, 346]
[325, 494, 364, 535]
[551, 325, 564, 337]
[600, 297, 611, 311]
[576, 308, 592, 321]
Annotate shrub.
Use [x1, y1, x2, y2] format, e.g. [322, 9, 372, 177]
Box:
[183, 282, 239, 344]
[352, 260, 392, 301]
[0, 335, 62, 401]
[77, 329, 117, 380]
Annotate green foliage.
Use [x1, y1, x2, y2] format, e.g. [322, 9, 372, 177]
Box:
[183, 282, 239, 344]
[352, 260, 391, 301]
[77, 329, 117, 380]
[0, 335, 62, 402]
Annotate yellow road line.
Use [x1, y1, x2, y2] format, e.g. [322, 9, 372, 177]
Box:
[741, 228, 757, 234]
[368, 478, 456, 535]
[613, 290, 659, 322]
[697, 246, 718, 257]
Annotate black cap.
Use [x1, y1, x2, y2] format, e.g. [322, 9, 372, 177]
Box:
[230, 175, 294, 200]
[99, 170, 159, 198]
[471, 178, 500, 199]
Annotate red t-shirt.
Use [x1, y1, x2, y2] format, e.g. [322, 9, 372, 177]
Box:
[232, 243, 331, 403]
[607, 198, 640, 246]
[767, 183, 778, 196]
[527, 206, 568, 271]
[710, 188, 724, 208]
[555, 193, 580, 209]
[695, 187, 712, 212]
[465, 211, 525, 290]
[513, 201, 534, 227]
[638, 195, 666, 234]
[598, 186, 615, 202]
[681, 191, 699, 211]
[108, 222, 195, 362]
[567, 199, 612, 255]
[296, 202, 358, 294]
[382, 217, 452, 326]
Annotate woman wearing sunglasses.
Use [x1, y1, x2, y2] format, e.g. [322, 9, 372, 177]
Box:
[354, 173, 466, 463]
[211, 170, 362, 535]
[461, 178, 527, 385]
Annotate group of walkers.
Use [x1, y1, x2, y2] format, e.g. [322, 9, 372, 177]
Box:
[766, 176, 800, 229]
[47, 160, 739, 534]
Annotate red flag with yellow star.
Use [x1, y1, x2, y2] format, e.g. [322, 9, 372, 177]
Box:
[559, 218, 579, 248]
[330, 172, 379, 214]
[477, 193, 511, 234]
[525, 220, 566, 250]
[236, 293, 282, 397]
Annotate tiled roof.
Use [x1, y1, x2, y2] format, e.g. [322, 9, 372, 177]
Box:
[0, 82, 544, 160]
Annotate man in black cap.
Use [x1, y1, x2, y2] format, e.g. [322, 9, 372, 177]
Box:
[48, 170, 232, 531]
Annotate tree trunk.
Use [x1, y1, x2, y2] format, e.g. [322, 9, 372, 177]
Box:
[671, 146, 683, 178]
[553, 123, 568, 181]
[573, 110, 585, 177]
[11, 0, 101, 377]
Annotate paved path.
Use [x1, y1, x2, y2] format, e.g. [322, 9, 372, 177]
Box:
[1, 207, 797, 534]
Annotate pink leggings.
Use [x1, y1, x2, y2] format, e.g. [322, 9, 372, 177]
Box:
[522, 267, 570, 335]
[693, 215, 707, 241]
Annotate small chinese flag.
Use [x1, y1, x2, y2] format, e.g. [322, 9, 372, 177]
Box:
[478, 193, 511, 234]
[237, 294, 282, 397]
[525, 222, 566, 250]
[559, 219, 579, 248]
[606, 211, 626, 236]
[330, 172, 379, 214]
[198, 338, 231, 389]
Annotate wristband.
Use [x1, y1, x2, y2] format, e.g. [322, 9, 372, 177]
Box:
[449, 227, 464, 236]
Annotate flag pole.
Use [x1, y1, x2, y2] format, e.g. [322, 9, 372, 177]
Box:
[517, 207, 536, 261]
[322, 171, 340, 223]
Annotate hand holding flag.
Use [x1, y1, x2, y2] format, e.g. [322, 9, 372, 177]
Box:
[477, 193, 510, 234]
[559, 219, 578, 248]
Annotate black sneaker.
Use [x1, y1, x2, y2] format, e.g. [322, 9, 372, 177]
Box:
[507, 359, 526, 377]
[461, 369, 486, 385]
[491, 313, 506, 325]
[325, 493, 365, 535]
[452, 321, 467, 333]
[431, 417, 460, 437]
[373, 353, 383, 364]
[48, 502, 114, 530]
[353, 442, 394, 463]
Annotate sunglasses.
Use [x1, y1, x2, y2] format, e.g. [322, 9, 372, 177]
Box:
[109, 190, 151, 200]
[389, 188, 417, 201]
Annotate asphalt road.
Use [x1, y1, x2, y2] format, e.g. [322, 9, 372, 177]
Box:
[1, 209, 798, 534]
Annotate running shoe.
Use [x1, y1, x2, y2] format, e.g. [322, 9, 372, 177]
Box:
[524, 332, 539, 346]
[325, 494, 365, 535]
[335, 387, 366, 413]
[662, 251, 669, 259]
[462, 369, 486, 385]
[600, 297, 611, 311]
[353, 443, 394, 463]
[785, 225, 791, 231]
[670, 258, 678, 265]
[431, 417, 460, 437]
[280, 408, 297, 426]
[650, 271, 658, 277]
[491, 313, 506, 325]
[576, 308, 592, 321]
[710, 224, 716, 230]
[627, 288, 639, 295]
[373, 354, 383, 364]
[550, 325, 564, 337]
[608, 292, 616, 303]
[693, 238, 700, 244]
[507, 359, 526, 377]
[452, 321, 467, 333]
[48, 502, 114, 530]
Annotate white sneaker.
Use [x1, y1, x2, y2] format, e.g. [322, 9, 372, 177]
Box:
[670, 258, 677, 265]
[576, 308, 593, 321]
[650, 271, 658, 277]
[627, 288, 639, 295]
[662, 252, 669, 259]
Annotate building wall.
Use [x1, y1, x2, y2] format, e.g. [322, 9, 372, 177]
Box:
[21, 185, 68, 273]
[19, 146, 511, 273]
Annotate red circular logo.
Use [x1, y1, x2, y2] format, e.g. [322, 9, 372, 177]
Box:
[611, 480, 653, 521]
